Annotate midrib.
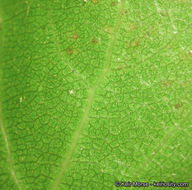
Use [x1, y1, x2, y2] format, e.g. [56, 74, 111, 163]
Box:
[50, 1, 125, 190]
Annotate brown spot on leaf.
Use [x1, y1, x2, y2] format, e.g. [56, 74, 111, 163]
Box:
[73, 34, 78, 39]
[130, 25, 135, 30]
[91, 0, 98, 4]
[180, 55, 186, 60]
[130, 39, 139, 47]
[111, 1, 116, 6]
[67, 48, 73, 55]
[161, 80, 173, 88]
[104, 27, 113, 34]
[180, 51, 192, 60]
[115, 64, 127, 70]
[160, 11, 167, 16]
[122, 10, 127, 15]
[175, 102, 183, 109]
[167, 44, 171, 48]
[180, 80, 190, 88]
[92, 37, 98, 44]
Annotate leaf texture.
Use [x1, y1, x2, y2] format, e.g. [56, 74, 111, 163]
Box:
[0, 0, 192, 190]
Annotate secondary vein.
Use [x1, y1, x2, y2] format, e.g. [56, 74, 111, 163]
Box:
[0, 112, 23, 190]
[50, 1, 125, 190]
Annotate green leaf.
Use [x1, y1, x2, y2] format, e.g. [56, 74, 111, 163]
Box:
[0, 0, 192, 189]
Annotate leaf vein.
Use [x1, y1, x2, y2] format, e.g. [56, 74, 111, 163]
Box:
[50, 1, 125, 190]
[0, 112, 23, 190]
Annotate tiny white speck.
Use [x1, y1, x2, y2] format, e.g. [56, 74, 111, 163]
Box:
[190, 50, 192, 54]
[118, 0, 121, 3]
[173, 31, 177, 34]
[84, 0, 87, 2]
[69, 90, 74, 95]
[19, 97, 22, 103]
[117, 58, 120, 61]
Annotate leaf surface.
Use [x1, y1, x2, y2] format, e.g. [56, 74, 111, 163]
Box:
[0, 0, 192, 190]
